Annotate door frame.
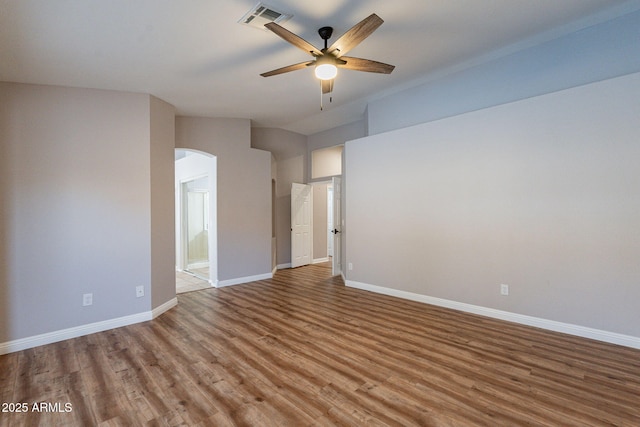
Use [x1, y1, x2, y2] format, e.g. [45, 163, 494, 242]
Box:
[179, 174, 209, 276]
[331, 176, 342, 277]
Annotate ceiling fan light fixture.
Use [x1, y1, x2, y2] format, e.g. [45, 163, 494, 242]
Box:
[315, 63, 337, 80]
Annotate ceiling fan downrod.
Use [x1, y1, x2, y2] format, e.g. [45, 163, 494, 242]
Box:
[317, 26, 333, 51]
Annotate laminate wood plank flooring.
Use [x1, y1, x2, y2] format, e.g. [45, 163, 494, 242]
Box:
[1, 262, 639, 426]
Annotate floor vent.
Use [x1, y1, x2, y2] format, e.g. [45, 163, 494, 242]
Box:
[238, 2, 292, 30]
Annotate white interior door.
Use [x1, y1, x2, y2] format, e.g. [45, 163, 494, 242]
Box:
[331, 177, 342, 276]
[291, 183, 313, 268]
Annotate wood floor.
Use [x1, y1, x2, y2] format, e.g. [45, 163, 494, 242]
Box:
[1, 263, 639, 426]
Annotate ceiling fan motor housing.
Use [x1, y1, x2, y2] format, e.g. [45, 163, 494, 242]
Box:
[318, 26, 334, 42]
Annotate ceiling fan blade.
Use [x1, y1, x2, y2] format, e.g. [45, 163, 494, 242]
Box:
[327, 13, 384, 57]
[260, 61, 314, 77]
[338, 56, 395, 74]
[321, 78, 334, 94]
[264, 22, 322, 56]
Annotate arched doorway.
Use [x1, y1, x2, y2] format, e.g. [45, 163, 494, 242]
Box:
[175, 149, 217, 290]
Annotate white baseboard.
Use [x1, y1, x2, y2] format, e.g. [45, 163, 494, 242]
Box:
[186, 261, 209, 269]
[152, 297, 178, 318]
[346, 280, 640, 350]
[277, 263, 292, 270]
[217, 272, 273, 288]
[0, 297, 178, 355]
[312, 257, 330, 264]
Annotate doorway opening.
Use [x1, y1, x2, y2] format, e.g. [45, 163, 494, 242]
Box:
[298, 177, 342, 275]
[309, 144, 343, 276]
[175, 149, 217, 291]
[183, 178, 209, 277]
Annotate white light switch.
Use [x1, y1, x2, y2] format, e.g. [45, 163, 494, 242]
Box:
[83, 293, 93, 306]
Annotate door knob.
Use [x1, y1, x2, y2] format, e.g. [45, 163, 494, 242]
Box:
[331, 228, 340, 234]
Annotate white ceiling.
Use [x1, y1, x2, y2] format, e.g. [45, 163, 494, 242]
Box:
[1, 0, 638, 135]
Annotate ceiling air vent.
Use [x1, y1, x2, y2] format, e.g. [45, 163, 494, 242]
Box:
[239, 2, 292, 30]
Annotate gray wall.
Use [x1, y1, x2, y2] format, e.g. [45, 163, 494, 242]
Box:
[176, 117, 272, 282]
[0, 82, 175, 343]
[150, 96, 177, 309]
[366, 9, 640, 136]
[345, 72, 640, 338]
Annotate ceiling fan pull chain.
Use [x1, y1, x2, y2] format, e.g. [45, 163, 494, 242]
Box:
[320, 81, 324, 111]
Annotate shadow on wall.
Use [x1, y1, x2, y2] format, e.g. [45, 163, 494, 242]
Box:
[0, 193, 8, 348]
[276, 194, 291, 266]
[0, 110, 10, 346]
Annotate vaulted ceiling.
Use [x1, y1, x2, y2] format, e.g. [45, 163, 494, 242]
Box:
[1, 0, 637, 134]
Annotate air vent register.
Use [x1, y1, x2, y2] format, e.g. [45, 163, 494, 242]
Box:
[238, 3, 292, 30]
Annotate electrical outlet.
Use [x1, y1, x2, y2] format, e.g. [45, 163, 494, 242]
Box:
[500, 284, 509, 296]
[348, 262, 353, 271]
[136, 286, 144, 298]
[83, 293, 93, 306]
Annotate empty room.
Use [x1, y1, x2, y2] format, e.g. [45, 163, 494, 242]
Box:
[1, 1, 639, 425]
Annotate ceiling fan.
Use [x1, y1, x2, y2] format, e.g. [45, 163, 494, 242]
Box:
[260, 13, 395, 96]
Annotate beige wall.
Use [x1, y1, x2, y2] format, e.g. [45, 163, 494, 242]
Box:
[346, 72, 640, 339]
[307, 120, 364, 182]
[311, 146, 343, 179]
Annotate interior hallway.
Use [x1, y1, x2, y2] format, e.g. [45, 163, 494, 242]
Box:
[176, 270, 210, 294]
